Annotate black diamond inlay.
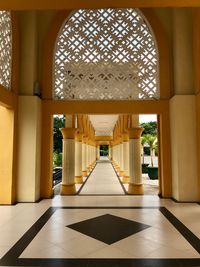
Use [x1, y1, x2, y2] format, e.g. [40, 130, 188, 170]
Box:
[67, 214, 151, 245]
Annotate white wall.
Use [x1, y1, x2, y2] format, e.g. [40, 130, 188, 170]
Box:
[17, 96, 41, 202]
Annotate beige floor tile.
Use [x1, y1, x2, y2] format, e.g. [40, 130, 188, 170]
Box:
[85, 246, 135, 258]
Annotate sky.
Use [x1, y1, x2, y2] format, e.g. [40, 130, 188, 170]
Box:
[139, 114, 157, 123]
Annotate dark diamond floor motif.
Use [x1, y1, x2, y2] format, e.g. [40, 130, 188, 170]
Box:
[67, 214, 151, 245]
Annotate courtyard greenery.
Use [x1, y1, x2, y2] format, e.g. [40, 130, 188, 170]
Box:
[53, 115, 65, 167]
[140, 121, 158, 167]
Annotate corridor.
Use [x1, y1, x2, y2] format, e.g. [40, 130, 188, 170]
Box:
[79, 157, 125, 195]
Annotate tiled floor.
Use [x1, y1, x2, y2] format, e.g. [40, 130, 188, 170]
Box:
[79, 157, 158, 195]
[79, 158, 125, 195]
[0, 161, 199, 266]
[0, 196, 200, 266]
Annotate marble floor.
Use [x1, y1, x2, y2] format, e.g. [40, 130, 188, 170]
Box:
[78, 157, 158, 195]
[79, 158, 125, 195]
[0, 195, 200, 266]
[0, 160, 199, 266]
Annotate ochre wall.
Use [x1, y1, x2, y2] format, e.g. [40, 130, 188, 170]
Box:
[173, 8, 194, 95]
[170, 96, 198, 201]
[0, 12, 18, 204]
[17, 96, 42, 202]
[0, 106, 16, 204]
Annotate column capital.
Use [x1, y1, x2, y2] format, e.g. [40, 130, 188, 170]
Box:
[60, 128, 76, 139]
[82, 136, 88, 144]
[75, 132, 83, 142]
[128, 127, 144, 139]
[122, 133, 129, 142]
[96, 141, 100, 146]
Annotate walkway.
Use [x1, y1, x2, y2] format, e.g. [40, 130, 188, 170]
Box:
[79, 157, 125, 195]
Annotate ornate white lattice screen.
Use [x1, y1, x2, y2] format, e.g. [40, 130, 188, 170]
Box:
[54, 8, 159, 100]
[0, 11, 12, 90]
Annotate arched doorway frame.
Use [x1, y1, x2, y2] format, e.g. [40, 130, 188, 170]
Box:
[40, 8, 172, 199]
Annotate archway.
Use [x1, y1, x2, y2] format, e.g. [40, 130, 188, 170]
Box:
[41, 8, 172, 198]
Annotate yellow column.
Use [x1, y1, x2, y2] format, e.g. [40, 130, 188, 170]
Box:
[122, 133, 130, 183]
[75, 132, 83, 184]
[109, 142, 112, 160]
[91, 142, 96, 168]
[112, 143, 116, 166]
[116, 140, 120, 172]
[119, 136, 124, 177]
[86, 139, 90, 174]
[60, 128, 76, 195]
[114, 142, 118, 171]
[82, 136, 87, 177]
[96, 143, 100, 160]
[128, 127, 144, 194]
[89, 143, 92, 169]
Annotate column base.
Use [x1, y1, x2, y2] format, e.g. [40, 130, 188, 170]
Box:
[116, 166, 120, 172]
[122, 176, 130, 183]
[82, 170, 87, 177]
[60, 184, 76, 195]
[128, 183, 144, 195]
[75, 176, 83, 184]
[92, 160, 96, 167]
[119, 170, 125, 177]
[86, 167, 91, 175]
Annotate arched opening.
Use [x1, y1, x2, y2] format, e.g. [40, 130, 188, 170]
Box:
[41, 8, 172, 199]
[53, 8, 159, 101]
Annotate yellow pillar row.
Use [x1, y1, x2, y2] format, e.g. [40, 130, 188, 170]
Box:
[75, 132, 83, 184]
[60, 128, 76, 195]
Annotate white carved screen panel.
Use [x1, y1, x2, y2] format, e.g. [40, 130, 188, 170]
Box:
[54, 8, 159, 100]
[0, 11, 12, 90]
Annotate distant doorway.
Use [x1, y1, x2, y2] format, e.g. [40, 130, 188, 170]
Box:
[100, 145, 109, 157]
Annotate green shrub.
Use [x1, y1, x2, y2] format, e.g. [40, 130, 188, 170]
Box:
[53, 152, 62, 167]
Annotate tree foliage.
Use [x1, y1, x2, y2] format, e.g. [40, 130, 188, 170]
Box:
[53, 116, 65, 153]
[140, 121, 157, 136]
[140, 121, 158, 166]
[141, 134, 157, 166]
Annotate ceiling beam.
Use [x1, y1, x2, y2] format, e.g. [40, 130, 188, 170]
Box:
[95, 136, 113, 141]
[1, 0, 200, 10]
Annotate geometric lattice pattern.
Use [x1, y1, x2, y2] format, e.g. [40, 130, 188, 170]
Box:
[54, 8, 159, 100]
[0, 11, 12, 89]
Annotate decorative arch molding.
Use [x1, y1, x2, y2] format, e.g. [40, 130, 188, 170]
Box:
[42, 8, 171, 100]
[54, 8, 159, 101]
